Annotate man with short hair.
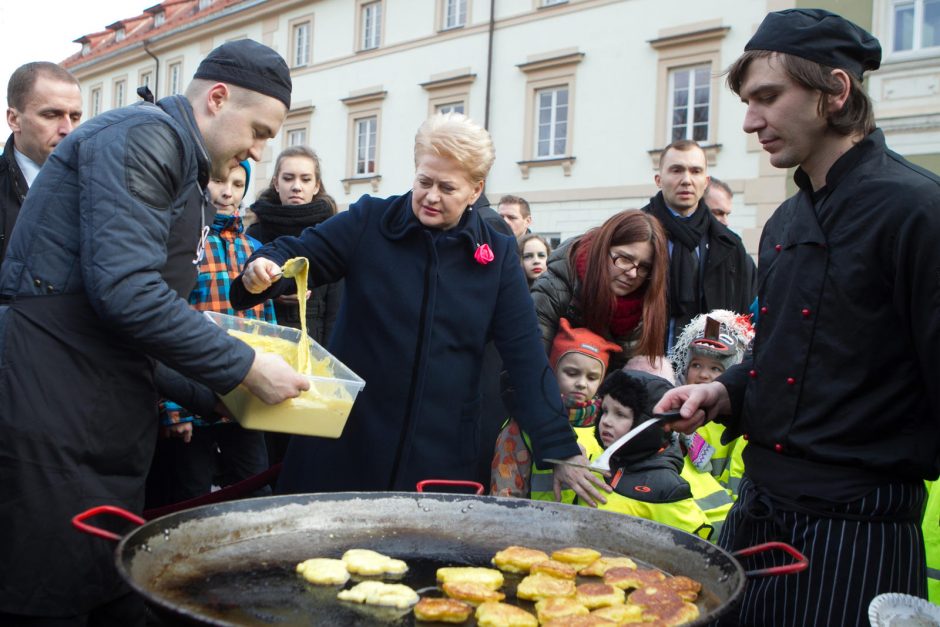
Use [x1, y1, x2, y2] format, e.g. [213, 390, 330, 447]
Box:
[497, 193, 532, 241]
[0, 40, 309, 625]
[657, 9, 940, 626]
[1, 62, 82, 267]
[642, 140, 755, 349]
[704, 176, 733, 226]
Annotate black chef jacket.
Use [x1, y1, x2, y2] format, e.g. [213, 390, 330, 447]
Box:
[719, 129, 940, 502]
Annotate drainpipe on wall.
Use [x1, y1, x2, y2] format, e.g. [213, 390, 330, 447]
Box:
[142, 40, 160, 98]
[483, 0, 495, 130]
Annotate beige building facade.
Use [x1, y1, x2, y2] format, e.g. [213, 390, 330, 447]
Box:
[62, 0, 940, 254]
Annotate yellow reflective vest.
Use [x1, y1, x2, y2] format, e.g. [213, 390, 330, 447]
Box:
[695, 422, 747, 500]
[574, 428, 713, 540]
[924, 480, 940, 604]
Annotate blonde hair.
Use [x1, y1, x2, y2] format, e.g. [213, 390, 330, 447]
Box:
[413, 113, 495, 184]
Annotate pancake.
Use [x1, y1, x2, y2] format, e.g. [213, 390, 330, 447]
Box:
[551, 547, 603, 569]
[295, 557, 350, 586]
[336, 580, 419, 609]
[492, 546, 550, 574]
[627, 585, 700, 626]
[442, 581, 506, 605]
[534, 597, 590, 623]
[603, 567, 666, 590]
[579, 556, 638, 577]
[341, 548, 408, 576]
[413, 597, 473, 623]
[475, 601, 538, 627]
[662, 575, 702, 602]
[575, 582, 626, 609]
[530, 559, 578, 580]
[516, 572, 577, 601]
[541, 616, 617, 626]
[590, 603, 649, 625]
[436, 566, 504, 590]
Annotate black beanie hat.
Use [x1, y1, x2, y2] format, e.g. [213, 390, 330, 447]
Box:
[745, 8, 882, 79]
[194, 39, 292, 109]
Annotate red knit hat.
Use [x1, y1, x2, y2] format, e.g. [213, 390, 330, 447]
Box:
[550, 318, 623, 371]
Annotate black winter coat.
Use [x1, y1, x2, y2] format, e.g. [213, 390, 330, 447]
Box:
[0, 135, 28, 270]
[248, 197, 343, 346]
[232, 192, 582, 492]
[642, 192, 756, 345]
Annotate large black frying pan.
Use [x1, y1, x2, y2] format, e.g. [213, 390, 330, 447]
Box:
[74, 488, 806, 625]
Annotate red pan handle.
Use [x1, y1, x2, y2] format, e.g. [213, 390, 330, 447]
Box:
[416, 479, 485, 495]
[72, 505, 145, 542]
[733, 541, 808, 577]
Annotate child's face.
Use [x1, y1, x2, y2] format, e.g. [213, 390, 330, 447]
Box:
[598, 396, 635, 448]
[555, 353, 604, 403]
[521, 239, 548, 282]
[686, 355, 725, 384]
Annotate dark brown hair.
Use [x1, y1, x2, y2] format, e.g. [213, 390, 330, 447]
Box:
[658, 139, 705, 170]
[571, 210, 667, 359]
[499, 194, 531, 219]
[7, 62, 79, 111]
[726, 50, 874, 137]
[258, 145, 336, 213]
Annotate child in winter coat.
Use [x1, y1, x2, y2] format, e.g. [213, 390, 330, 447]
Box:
[491, 317, 621, 500]
[575, 369, 713, 539]
[669, 310, 755, 500]
[147, 161, 277, 508]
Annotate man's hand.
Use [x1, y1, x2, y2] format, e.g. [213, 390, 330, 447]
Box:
[242, 258, 282, 294]
[552, 455, 611, 507]
[241, 352, 310, 404]
[163, 421, 193, 443]
[653, 381, 731, 435]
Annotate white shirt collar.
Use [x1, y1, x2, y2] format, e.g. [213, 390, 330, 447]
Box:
[13, 147, 41, 188]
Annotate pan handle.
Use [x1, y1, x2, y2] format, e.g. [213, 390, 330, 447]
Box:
[416, 479, 485, 495]
[72, 505, 145, 542]
[733, 541, 808, 577]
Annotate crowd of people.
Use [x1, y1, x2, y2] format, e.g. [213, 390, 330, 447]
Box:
[0, 7, 937, 627]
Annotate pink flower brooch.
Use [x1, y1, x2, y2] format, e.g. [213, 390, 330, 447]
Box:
[474, 243, 495, 265]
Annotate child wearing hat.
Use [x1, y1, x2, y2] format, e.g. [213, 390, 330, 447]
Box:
[669, 310, 754, 501]
[491, 318, 621, 501]
[148, 161, 278, 508]
[574, 369, 712, 539]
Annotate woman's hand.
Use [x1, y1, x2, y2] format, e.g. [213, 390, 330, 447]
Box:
[242, 258, 282, 294]
[653, 381, 730, 434]
[552, 455, 611, 507]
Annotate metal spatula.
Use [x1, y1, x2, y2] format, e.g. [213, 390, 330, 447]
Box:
[545, 409, 683, 473]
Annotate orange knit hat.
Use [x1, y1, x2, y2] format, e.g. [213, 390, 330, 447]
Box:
[549, 318, 623, 371]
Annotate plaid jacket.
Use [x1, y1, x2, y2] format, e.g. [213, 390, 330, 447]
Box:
[162, 212, 277, 426]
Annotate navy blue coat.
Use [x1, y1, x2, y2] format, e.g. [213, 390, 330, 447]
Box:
[232, 192, 581, 492]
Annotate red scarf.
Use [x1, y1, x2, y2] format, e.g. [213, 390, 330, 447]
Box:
[574, 244, 644, 338]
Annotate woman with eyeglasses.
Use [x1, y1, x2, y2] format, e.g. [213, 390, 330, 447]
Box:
[530, 210, 669, 372]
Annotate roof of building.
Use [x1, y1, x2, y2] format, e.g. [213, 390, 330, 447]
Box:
[63, 0, 245, 68]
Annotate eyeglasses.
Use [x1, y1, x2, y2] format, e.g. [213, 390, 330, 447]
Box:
[609, 252, 652, 277]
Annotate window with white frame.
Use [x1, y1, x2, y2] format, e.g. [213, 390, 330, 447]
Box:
[443, 0, 467, 29]
[361, 1, 382, 50]
[891, 0, 940, 53]
[436, 101, 465, 115]
[140, 71, 152, 88]
[114, 79, 126, 108]
[287, 128, 307, 147]
[542, 0, 567, 6]
[668, 64, 710, 143]
[293, 20, 311, 67]
[153, 11, 165, 27]
[115, 27, 126, 42]
[355, 116, 377, 175]
[90, 87, 101, 117]
[198, 0, 214, 10]
[168, 62, 182, 96]
[535, 86, 568, 158]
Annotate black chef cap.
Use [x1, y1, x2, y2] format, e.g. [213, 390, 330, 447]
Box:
[194, 39, 292, 109]
[745, 8, 881, 79]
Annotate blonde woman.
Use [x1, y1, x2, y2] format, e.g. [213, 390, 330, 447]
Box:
[234, 114, 608, 503]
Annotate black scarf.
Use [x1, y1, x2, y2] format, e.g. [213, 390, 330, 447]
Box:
[647, 192, 710, 320]
[247, 197, 335, 243]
